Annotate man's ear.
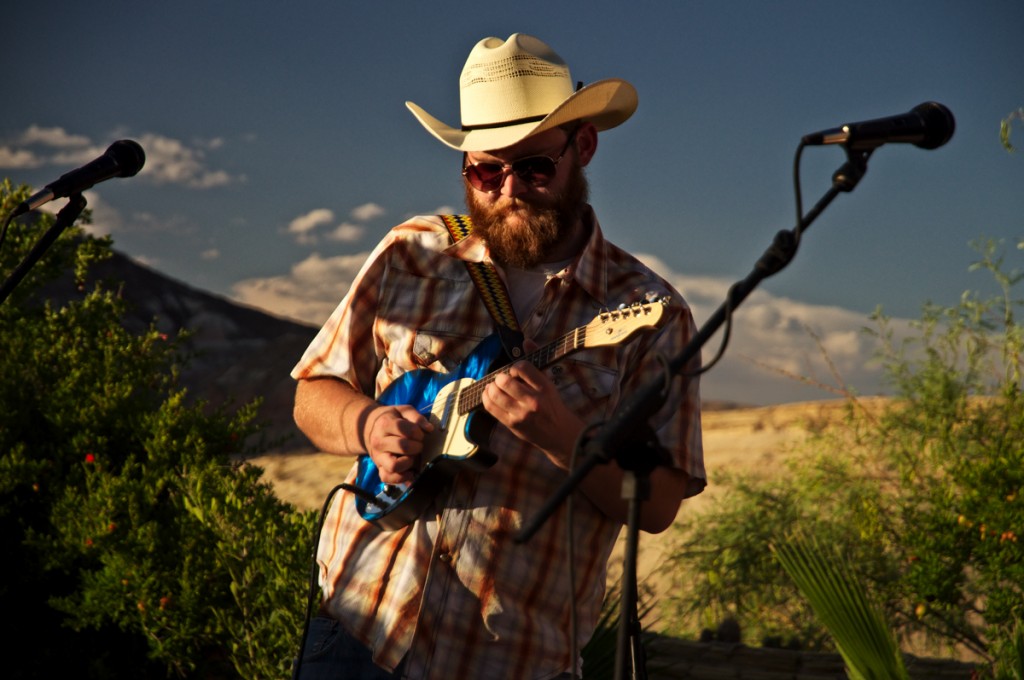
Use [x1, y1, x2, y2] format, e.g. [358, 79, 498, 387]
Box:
[575, 122, 598, 166]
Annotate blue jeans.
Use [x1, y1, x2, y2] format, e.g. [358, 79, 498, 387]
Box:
[293, 616, 405, 680]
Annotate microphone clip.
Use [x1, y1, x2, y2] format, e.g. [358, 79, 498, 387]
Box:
[833, 147, 873, 193]
[1, 194, 89, 305]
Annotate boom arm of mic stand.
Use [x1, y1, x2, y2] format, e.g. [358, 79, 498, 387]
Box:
[515, 148, 869, 545]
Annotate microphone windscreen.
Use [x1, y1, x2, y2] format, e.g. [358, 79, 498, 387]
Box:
[108, 140, 146, 177]
[913, 102, 955, 150]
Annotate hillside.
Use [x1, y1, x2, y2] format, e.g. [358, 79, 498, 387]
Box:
[48, 249, 865, 525]
[51, 251, 764, 454]
[44, 249, 320, 450]
[241, 398, 888, 604]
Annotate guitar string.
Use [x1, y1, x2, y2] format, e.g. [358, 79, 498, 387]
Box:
[457, 326, 584, 413]
[407, 301, 659, 419]
[406, 325, 584, 420]
[456, 302, 661, 412]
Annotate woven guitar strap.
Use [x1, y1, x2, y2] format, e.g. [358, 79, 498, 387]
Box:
[440, 214, 525, 359]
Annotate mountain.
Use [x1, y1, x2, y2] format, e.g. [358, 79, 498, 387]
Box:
[51, 250, 320, 452]
[44, 251, 748, 454]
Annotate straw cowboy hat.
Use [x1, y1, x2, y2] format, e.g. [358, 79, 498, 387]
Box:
[406, 33, 638, 152]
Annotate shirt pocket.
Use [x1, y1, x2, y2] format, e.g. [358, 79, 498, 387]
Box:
[375, 266, 492, 377]
[411, 329, 491, 373]
[551, 355, 619, 418]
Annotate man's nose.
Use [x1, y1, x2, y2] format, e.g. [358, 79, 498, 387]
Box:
[498, 168, 530, 198]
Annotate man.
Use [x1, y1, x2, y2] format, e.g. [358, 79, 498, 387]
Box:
[291, 33, 705, 679]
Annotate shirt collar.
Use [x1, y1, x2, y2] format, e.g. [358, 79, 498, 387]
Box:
[440, 205, 611, 303]
[570, 205, 609, 304]
[442, 231, 489, 263]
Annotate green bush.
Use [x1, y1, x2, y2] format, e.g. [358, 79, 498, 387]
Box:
[0, 180, 317, 678]
[660, 239, 1024, 676]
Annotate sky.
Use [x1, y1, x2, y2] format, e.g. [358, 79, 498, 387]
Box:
[3, 1, 1022, 406]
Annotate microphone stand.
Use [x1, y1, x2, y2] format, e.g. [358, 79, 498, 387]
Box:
[516, 147, 872, 680]
[0, 193, 88, 305]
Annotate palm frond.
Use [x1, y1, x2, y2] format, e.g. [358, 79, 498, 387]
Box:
[772, 535, 909, 680]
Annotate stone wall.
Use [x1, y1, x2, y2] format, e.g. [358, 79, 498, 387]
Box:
[641, 637, 979, 679]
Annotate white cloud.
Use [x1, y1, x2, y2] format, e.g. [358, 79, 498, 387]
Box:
[18, 125, 90, 148]
[62, 190, 123, 238]
[351, 202, 384, 221]
[230, 249, 914, 405]
[0, 125, 88, 168]
[287, 208, 335, 245]
[429, 205, 459, 217]
[0, 126, 239, 188]
[288, 208, 334, 234]
[328, 223, 365, 243]
[189, 169, 234, 189]
[136, 132, 237, 188]
[287, 205, 379, 245]
[34, 189, 194, 241]
[231, 251, 370, 326]
[636, 253, 907, 405]
[129, 253, 161, 269]
[50, 145, 111, 166]
[0, 147, 43, 169]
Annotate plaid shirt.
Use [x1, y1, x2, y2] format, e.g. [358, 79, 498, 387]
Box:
[291, 209, 704, 679]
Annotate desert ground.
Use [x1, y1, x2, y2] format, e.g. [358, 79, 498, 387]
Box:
[244, 398, 884, 603]
[245, 395, 989, 668]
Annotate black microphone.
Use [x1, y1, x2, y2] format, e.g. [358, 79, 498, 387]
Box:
[802, 102, 955, 151]
[12, 139, 146, 217]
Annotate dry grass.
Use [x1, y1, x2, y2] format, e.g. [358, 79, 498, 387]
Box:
[243, 398, 883, 598]
[245, 397, 989, 667]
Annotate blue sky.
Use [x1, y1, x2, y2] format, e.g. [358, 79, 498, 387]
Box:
[3, 1, 1022, 405]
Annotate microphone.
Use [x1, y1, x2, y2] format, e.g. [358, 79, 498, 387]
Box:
[12, 139, 146, 217]
[802, 102, 955, 151]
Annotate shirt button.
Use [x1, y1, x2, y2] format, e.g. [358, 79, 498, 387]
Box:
[439, 552, 453, 563]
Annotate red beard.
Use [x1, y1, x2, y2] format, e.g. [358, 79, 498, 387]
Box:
[464, 162, 589, 269]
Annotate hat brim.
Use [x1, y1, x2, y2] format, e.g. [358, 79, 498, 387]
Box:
[406, 79, 638, 152]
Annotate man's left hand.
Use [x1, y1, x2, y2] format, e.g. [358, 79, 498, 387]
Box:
[481, 361, 584, 468]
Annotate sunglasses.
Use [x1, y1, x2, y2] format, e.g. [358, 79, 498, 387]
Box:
[462, 128, 578, 193]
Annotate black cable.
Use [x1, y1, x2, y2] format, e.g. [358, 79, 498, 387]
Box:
[794, 141, 807, 235]
[689, 140, 811, 381]
[291, 483, 347, 680]
[565, 420, 606, 680]
[0, 211, 14, 256]
[682, 291, 735, 379]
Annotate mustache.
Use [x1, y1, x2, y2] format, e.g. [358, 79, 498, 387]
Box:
[492, 195, 544, 210]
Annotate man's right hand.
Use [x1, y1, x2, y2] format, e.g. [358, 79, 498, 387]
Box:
[363, 405, 434, 485]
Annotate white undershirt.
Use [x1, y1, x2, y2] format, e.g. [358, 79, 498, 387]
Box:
[501, 259, 573, 324]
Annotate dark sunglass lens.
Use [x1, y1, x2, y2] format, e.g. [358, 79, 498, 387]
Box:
[513, 157, 557, 185]
[466, 163, 505, 191]
[464, 153, 561, 192]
